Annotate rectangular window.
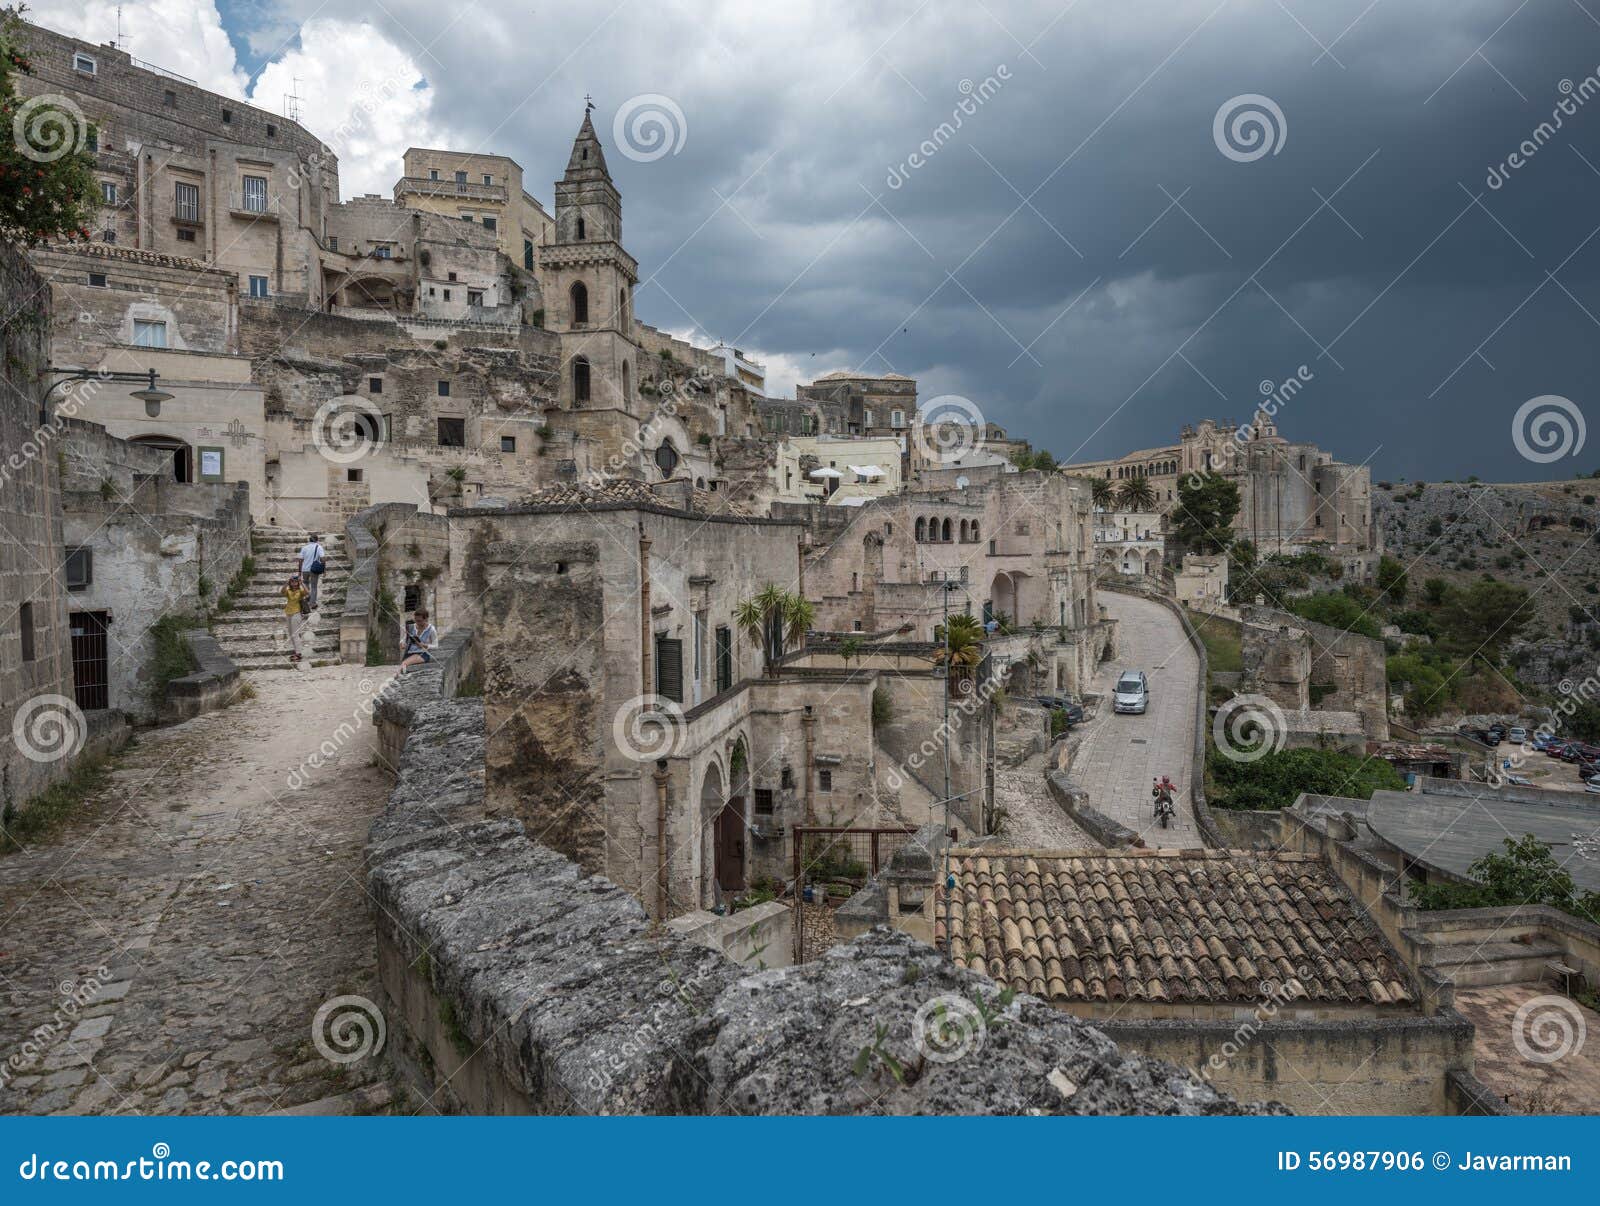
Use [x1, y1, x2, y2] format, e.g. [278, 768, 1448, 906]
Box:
[248, 275, 269, 298]
[221, 107, 232, 124]
[85, 129, 98, 153]
[693, 612, 706, 681]
[241, 175, 268, 213]
[73, 53, 96, 74]
[87, 272, 107, 288]
[482, 173, 492, 186]
[818, 769, 833, 793]
[892, 409, 905, 428]
[174, 181, 201, 223]
[100, 181, 117, 205]
[655, 635, 683, 703]
[374, 244, 391, 259]
[163, 90, 176, 107]
[265, 123, 276, 138]
[482, 216, 497, 232]
[346, 468, 363, 483]
[715, 626, 732, 693]
[442, 289, 451, 301]
[499, 436, 516, 453]
[468, 290, 483, 306]
[20, 602, 35, 662]
[448, 272, 458, 282]
[754, 789, 774, 817]
[175, 228, 194, 242]
[368, 377, 382, 393]
[436, 417, 465, 447]
[64, 547, 92, 591]
[429, 169, 439, 181]
[437, 380, 451, 397]
[455, 170, 467, 185]
[327, 236, 338, 251]
[133, 320, 168, 348]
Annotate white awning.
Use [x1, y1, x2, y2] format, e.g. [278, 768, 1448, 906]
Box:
[809, 467, 843, 478]
[848, 465, 884, 477]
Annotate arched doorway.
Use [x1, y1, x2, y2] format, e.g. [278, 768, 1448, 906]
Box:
[130, 434, 193, 483]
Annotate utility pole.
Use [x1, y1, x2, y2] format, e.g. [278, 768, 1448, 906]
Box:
[941, 579, 955, 956]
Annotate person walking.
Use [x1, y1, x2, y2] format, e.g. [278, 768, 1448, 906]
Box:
[399, 609, 437, 673]
[297, 533, 327, 609]
[282, 572, 310, 663]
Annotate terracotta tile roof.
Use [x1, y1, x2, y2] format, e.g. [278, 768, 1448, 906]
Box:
[36, 240, 224, 274]
[936, 848, 1413, 1008]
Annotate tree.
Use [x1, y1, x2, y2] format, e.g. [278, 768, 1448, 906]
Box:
[1412, 835, 1583, 915]
[1422, 577, 1449, 606]
[1375, 555, 1408, 604]
[1287, 591, 1382, 639]
[1171, 472, 1240, 554]
[1566, 700, 1600, 744]
[1207, 747, 1406, 811]
[1116, 472, 1155, 511]
[734, 584, 814, 670]
[1, 8, 99, 246]
[933, 613, 985, 673]
[1009, 448, 1056, 472]
[1226, 539, 1257, 603]
[1089, 478, 1114, 508]
[1437, 580, 1529, 663]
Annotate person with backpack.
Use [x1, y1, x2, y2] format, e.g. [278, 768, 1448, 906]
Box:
[282, 572, 310, 662]
[400, 609, 437, 673]
[297, 533, 328, 608]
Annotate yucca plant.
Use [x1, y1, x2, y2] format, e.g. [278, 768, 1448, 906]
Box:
[735, 584, 812, 672]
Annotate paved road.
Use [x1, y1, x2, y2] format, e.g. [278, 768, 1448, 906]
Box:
[0, 665, 397, 1115]
[1070, 591, 1203, 848]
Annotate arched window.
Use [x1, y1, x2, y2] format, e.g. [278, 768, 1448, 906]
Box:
[970, 521, 980, 543]
[959, 519, 969, 542]
[570, 281, 588, 325]
[941, 518, 952, 542]
[572, 357, 591, 404]
[654, 439, 680, 478]
[621, 360, 630, 403]
[577, 216, 586, 240]
[915, 517, 926, 542]
[523, 239, 535, 270]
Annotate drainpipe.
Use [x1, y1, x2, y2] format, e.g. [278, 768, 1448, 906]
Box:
[802, 703, 816, 823]
[639, 529, 653, 696]
[654, 759, 670, 922]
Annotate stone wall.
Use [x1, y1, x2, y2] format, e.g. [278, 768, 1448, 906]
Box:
[0, 239, 76, 816]
[366, 635, 1273, 1115]
[1239, 604, 1390, 740]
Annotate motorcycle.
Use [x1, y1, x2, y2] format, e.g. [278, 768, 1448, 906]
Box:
[1152, 776, 1176, 829]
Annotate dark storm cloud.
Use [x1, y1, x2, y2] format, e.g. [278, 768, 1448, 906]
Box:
[300, 0, 1598, 480]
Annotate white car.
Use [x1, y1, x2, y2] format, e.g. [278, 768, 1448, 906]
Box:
[1508, 726, 1527, 744]
[1113, 670, 1149, 715]
[1586, 775, 1600, 794]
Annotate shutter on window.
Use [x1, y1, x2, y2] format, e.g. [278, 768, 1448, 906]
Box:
[655, 637, 683, 703]
[715, 627, 732, 693]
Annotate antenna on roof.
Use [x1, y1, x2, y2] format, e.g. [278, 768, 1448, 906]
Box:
[115, 5, 126, 50]
[285, 77, 303, 123]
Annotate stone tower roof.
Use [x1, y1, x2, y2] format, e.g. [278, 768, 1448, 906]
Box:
[564, 108, 612, 182]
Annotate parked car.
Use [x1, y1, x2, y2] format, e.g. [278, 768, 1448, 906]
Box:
[1485, 726, 1506, 745]
[1586, 775, 1600, 794]
[1546, 741, 1570, 757]
[1508, 726, 1527, 744]
[1034, 695, 1085, 725]
[1113, 670, 1149, 715]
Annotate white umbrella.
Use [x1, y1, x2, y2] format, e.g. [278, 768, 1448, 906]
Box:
[809, 467, 843, 478]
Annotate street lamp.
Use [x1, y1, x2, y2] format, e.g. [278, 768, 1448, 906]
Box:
[40, 367, 175, 426]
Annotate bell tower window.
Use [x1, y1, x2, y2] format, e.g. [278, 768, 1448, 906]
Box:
[573, 357, 591, 404]
[570, 280, 588, 325]
[577, 216, 586, 240]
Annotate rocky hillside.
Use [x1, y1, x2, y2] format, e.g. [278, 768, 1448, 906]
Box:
[1374, 477, 1600, 690]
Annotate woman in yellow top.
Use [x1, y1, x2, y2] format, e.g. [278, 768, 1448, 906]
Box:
[282, 572, 309, 663]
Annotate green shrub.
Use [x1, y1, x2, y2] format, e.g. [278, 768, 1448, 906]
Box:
[1207, 747, 1406, 811]
[148, 614, 203, 704]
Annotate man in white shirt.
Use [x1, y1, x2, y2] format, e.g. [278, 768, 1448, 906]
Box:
[297, 533, 327, 608]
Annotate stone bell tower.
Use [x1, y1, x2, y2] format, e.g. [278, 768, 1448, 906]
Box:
[541, 104, 642, 415]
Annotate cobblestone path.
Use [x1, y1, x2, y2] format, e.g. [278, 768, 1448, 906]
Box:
[994, 749, 1095, 848]
[0, 664, 396, 1115]
[1069, 591, 1203, 848]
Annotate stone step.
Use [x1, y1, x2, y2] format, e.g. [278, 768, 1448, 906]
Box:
[1423, 938, 1565, 988]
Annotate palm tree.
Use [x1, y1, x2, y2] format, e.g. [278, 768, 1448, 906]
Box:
[734, 585, 814, 672]
[1117, 472, 1155, 511]
[933, 612, 985, 676]
[1090, 478, 1114, 508]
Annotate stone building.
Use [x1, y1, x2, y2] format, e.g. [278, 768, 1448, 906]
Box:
[801, 471, 1107, 695]
[1093, 508, 1165, 577]
[1057, 411, 1379, 577]
[393, 147, 555, 267]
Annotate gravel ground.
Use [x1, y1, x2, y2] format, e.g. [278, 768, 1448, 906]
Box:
[992, 749, 1098, 849]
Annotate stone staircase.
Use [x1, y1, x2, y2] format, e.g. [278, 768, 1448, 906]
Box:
[213, 530, 348, 671]
[1404, 913, 1568, 989]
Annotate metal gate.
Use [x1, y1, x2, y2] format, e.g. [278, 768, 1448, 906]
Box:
[791, 825, 916, 963]
[70, 611, 110, 711]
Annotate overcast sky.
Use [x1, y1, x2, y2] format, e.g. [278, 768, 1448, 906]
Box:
[31, 0, 1600, 482]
